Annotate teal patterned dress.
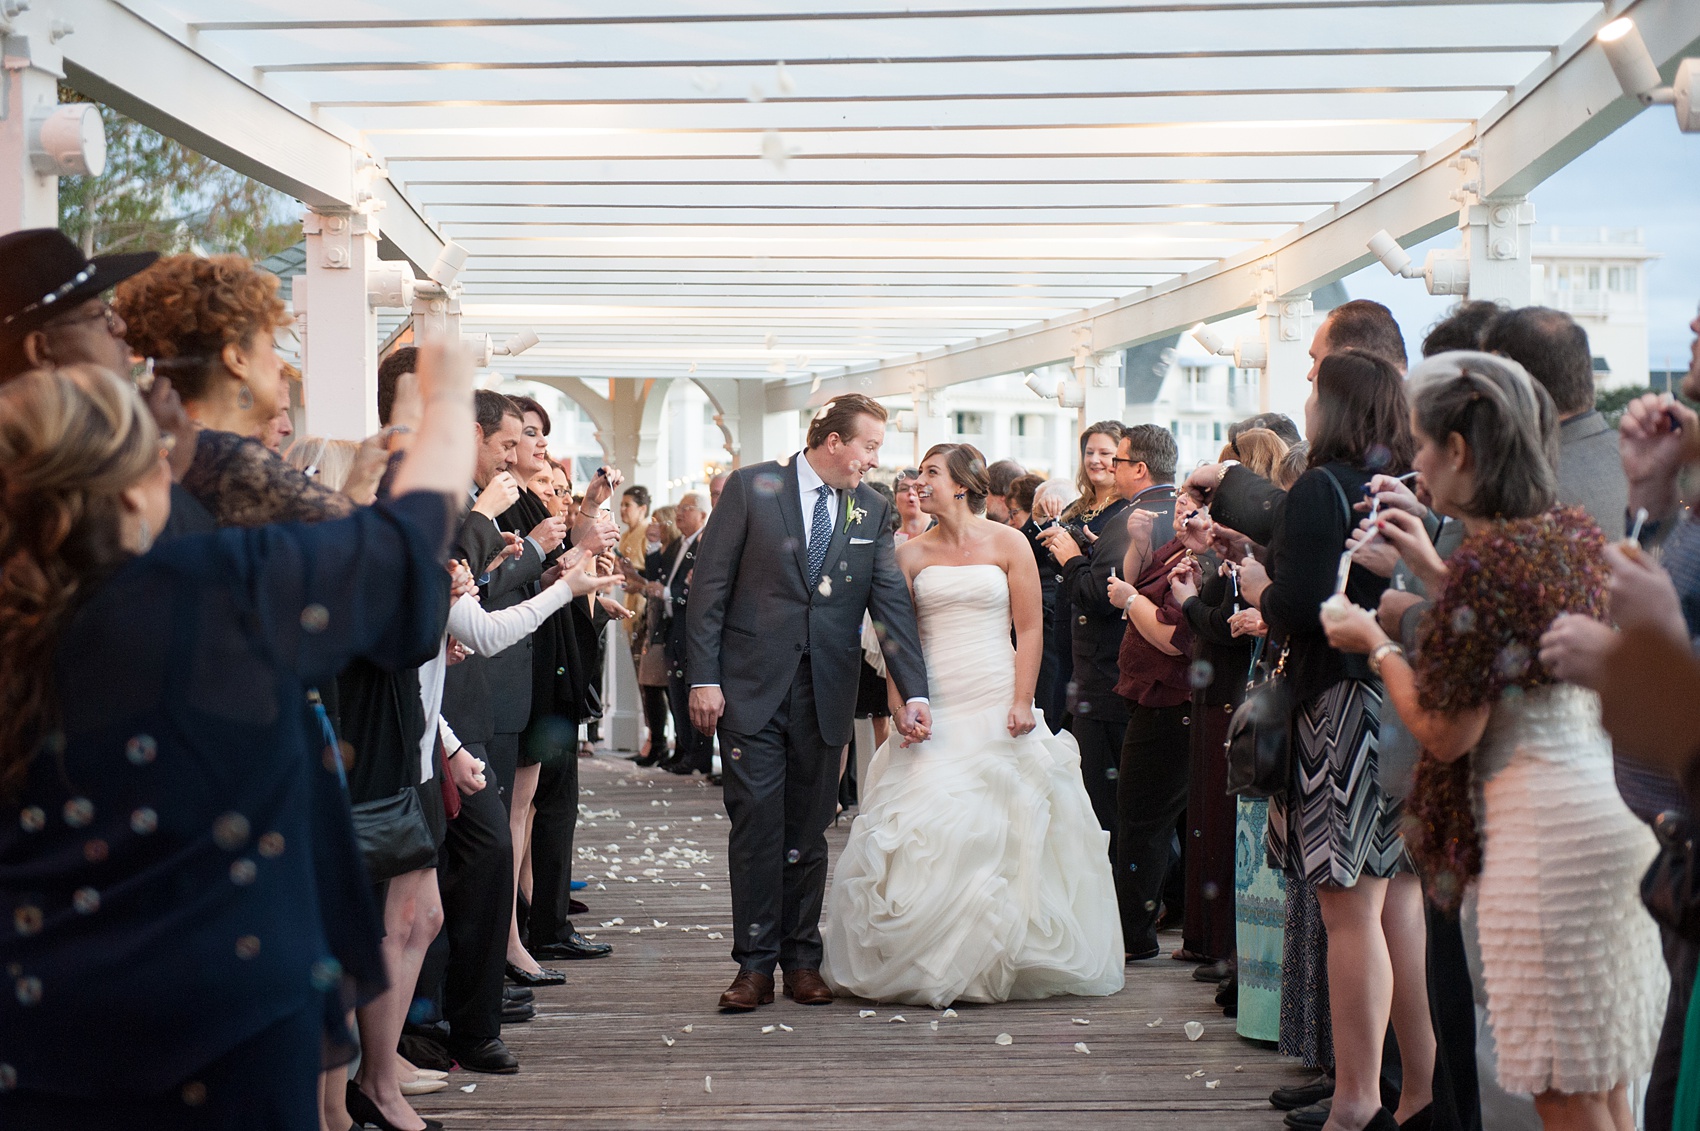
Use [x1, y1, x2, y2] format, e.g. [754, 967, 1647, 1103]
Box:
[1235, 796, 1285, 1042]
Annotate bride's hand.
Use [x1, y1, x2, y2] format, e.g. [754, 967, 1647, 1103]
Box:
[1007, 702, 1036, 738]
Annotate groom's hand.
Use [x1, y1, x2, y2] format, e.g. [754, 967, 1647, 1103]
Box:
[896, 701, 932, 747]
[689, 686, 725, 736]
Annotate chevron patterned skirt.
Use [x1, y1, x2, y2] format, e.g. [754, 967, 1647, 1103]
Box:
[1266, 679, 1412, 888]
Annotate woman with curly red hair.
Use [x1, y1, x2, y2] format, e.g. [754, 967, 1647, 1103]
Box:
[1324, 351, 1667, 1131]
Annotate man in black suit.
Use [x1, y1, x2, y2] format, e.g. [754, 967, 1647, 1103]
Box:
[658, 492, 714, 776]
[686, 395, 930, 1013]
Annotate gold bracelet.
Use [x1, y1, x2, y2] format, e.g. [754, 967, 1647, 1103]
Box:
[1368, 640, 1406, 678]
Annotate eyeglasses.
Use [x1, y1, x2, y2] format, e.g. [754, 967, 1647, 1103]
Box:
[1109, 456, 1144, 468]
[44, 301, 123, 336]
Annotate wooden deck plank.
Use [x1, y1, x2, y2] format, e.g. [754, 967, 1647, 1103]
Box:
[412, 757, 1305, 1129]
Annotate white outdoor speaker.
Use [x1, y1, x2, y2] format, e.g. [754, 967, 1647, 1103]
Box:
[29, 103, 105, 177]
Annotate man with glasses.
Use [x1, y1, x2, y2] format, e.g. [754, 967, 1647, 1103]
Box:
[0, 229, 208, 533]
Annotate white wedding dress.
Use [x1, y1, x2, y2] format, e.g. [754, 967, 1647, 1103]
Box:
[820, 563, 1126, 1007]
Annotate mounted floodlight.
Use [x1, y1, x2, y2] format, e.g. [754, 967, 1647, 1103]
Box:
[1056, 380, 1085, 409]
[28, 103, 104, 176]
[1367, 231, 1470, 296]
[1368, 231, 1416, 277]
[429, 241, 469, 287]
[1191, 322, 1267, 370]
[1597, 19, 1699, 131]
[496, 329, 540, 358]
[1598, 18, 1669, 105]
[892, 410, 917, 433]
[477, 370, 506, 391]
[1023, 371, 1060, 399]
[1190, 322, 1232, 357]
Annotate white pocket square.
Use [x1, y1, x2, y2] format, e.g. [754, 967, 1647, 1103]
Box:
[849, 537, 874, 545]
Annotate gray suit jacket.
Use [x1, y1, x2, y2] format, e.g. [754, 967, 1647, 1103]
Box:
[686, 457, 928, 746]
[1558, 410, 1628, 536]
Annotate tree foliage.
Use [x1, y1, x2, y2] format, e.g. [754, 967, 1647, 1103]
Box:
[55, 86, 300, 262]
[1596, 383, 1697, 428]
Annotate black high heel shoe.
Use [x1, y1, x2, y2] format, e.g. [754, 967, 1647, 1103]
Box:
[345, 1080, 443, 1131]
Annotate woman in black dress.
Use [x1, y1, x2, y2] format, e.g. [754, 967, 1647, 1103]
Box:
[1237, 350, 1436, 1131]
[0, 342, 472, 1130]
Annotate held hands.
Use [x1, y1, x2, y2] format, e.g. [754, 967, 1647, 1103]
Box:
[689, 686, 726, 736]
[446, 559, 478, 602]
[474, 471, 521, 519]
[1538, 613, 1617, 691]
[1227, 607, 1267, 638]
[1320, 600, 1388, 655]
[896, 701, 933, 747]
[1007, 702, 1036, 738]
[445, 636, 472, 666]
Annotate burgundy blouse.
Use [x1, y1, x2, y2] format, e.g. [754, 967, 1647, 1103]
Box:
[1114, 536, 1195, 709]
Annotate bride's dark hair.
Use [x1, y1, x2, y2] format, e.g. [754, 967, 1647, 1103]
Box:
[922, 443, 990, 515]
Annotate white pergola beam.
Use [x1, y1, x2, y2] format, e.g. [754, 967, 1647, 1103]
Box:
[59, 0, 447, 276]
[768, 0, 1700, 412]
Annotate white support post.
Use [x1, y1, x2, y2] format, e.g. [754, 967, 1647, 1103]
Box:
[410, 281, 462, 342]
[734, 379, 800, 465]
[910, 383, 951, 468]
[1257, 295, 1314, 429]
[1465, 197, 1536, 306]
[299, 207, 381, 439]
[1075, 346, 1122, 432]
[0, 8, 73, 234]
[607, 378, 672, 506]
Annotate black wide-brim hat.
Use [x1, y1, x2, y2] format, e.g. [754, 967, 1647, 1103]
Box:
[0, 228, 158, 337]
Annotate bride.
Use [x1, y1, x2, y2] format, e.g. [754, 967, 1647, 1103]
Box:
[821, 443, 1125, 1007]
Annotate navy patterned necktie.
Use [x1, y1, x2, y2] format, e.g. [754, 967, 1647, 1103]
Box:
[807, 483, 833, 592]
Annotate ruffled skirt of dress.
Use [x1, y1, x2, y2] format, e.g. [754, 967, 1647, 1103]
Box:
[820, 704, 1126, 1008]
[1474, 685, 1668, 1095]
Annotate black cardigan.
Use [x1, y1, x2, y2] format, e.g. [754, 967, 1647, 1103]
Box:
[1261, 461, 1390, 705]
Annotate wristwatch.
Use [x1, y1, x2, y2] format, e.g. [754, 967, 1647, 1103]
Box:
[1368, 640, 1406, 678]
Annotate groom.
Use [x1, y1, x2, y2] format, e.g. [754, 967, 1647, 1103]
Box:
[687, 394, 930, 1012]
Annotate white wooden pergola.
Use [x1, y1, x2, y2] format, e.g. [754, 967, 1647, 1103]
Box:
[1, 0, 1696, 468]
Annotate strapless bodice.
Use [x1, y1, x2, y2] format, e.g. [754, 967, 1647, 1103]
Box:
[912, 564, 1014, 716]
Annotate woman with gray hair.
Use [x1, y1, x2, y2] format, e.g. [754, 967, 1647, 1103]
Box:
[1323, 351, 1667, 1131]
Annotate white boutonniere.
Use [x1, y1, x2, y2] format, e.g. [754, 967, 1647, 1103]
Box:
[846, 498, 869, 528]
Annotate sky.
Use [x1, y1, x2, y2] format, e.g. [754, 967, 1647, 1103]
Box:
[1341, 108, 1698, 372]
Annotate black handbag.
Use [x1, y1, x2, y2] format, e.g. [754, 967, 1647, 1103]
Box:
[311, 688, 437, 884]
[1224, 639, 1293, 798]
[1642, 811, 1700, 943]
[351, 788, 437, 884]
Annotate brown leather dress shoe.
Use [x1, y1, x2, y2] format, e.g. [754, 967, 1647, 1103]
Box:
[782, 968, 835, 1005]
[717, 970, 775, 1012]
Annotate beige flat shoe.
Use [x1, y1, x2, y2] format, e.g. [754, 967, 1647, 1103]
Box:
[412, 1069, 448, 1081]
[400, 1078, 448, 1096]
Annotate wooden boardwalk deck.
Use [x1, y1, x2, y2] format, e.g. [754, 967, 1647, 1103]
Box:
[412, 756, 1306, 1130]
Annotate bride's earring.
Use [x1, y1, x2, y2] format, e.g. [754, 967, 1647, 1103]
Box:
[236, 383, 254, 411]
[953, 491, 966, 500]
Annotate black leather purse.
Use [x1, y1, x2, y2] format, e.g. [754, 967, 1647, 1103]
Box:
[1642, 811, 1700, 943]
[1224, 638, 1293, 798]
[351, 788, 437, 884]
[311, 688, 437, 884]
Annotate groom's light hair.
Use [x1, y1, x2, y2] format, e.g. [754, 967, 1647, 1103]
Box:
[806, 393, 888, 451]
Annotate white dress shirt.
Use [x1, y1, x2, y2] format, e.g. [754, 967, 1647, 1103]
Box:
[796, 449, 838, 549]
[666, 528, 700, 595]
